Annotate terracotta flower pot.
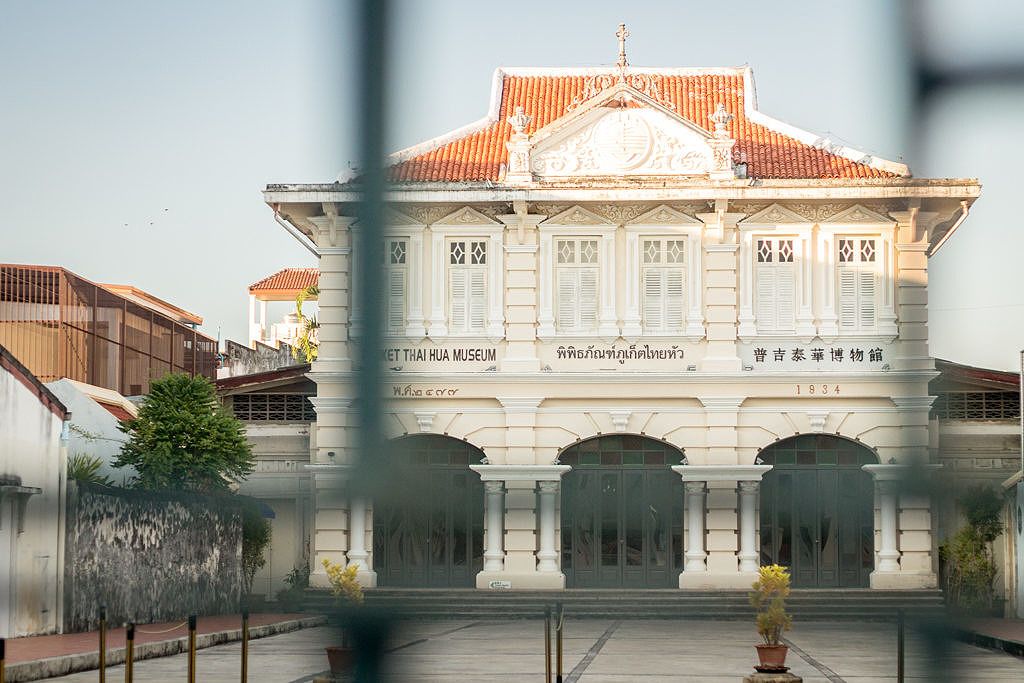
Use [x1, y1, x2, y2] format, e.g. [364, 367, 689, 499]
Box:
[325, 645, 355, 674]
[754, 644, 789, 672]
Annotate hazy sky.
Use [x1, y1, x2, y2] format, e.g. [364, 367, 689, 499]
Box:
[3, 1, 1022, 370]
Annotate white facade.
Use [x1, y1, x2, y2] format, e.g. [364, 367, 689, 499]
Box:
[0, 349, 67, 636]
[266, 65, 981, 592]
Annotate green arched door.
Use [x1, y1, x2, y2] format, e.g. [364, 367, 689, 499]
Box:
[758, 435, 876, 588]
[372, 435, 484, 587]
[559, 435, 683, 588]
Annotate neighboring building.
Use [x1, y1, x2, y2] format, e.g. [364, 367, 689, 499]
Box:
[0, 264, 217, 396]
[266, 52, 981, 591]
[928, 359, 1021, 612]
[217, 365, 315, 598]
[0, 344, 68, 637]
[45, 378, 138, 485]
[247, 267, 318, 350]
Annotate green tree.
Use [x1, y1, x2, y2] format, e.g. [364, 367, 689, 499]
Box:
[114, 373, 254, 492]
[241, 499, 272, 599]
[292, 284, 319, 363]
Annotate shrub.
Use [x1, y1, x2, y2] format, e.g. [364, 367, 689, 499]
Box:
[276, 562, 311, 611]
[749, 564, 792, 646]
[940, 484, 1004, 612]
[322, 558, 364, 606]
[67, 453, 114, 486]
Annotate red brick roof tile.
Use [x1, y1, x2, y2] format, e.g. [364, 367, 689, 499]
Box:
[388, 68, 906, 183]
[248, 268, 319, 294]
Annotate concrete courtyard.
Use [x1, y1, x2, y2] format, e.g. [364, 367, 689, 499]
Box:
[40, 618, 1024, 682]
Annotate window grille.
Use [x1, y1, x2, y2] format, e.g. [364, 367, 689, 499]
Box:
[838, 237, 878, 332]
[754, 238, 796, 333]
[231, 394, 316, 421]
[447, 239, 487, 334]
[931, 392, 1021, 420]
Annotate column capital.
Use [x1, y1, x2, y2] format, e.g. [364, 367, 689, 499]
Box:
[672, 465, 772, 482]
[538, 480, 560, 494]
[470, 464, 570, 482]
[698, 396, 745, 412]
[684, 481, 707, 495]
[496, 396, 544, 413]
[738, 480, 760, 494]
[483, 480, 505, 493]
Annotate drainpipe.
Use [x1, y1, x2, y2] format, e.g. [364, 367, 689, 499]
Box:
[55, 416, 71, 633]
[273, 205, 320, 257]
[927, 200, 969, 256]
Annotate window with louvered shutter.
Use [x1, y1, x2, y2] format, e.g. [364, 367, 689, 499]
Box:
[754, 238, 796, 333]
[384, 239, 407, 334]
[555, 238, 599, 333]
[448, 239, 487, 334]
[641, 238, 686, 332]
[837, 238, 878, 332]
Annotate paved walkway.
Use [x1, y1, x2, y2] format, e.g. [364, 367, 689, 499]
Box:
[960, 617, 1024, 657]
[33, 618, 1024, 682]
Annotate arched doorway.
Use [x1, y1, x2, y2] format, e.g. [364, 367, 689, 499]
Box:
[371, 435, 484, 587]
[559, 435, 683, 588]
[759, 434, 876, 588]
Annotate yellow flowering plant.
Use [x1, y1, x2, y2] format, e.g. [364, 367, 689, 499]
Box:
[749, 564, 793, 646]
[322, 558, 365, 607]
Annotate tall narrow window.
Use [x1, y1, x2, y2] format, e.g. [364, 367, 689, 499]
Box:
[555, 238, 599, 333]
[641, 238, 686, 332]
[837, 238, 877, 332]
[385, 239, 408, 335]
[754, 238, 796, 333]
[448, 239, 487, 334]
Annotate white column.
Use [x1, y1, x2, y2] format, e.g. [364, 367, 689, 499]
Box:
[259, 299, 268, 342]
[738, 480, 760, 573]
[346, 497, 369, 568]
[247, 294, 258, 348]
[405, 230, 425, 336]
[877, 480, 901, 572]
[483, 480, 506, 571]
[428, 229, 448, 336]
[684, 481, 707, 572]
[737, 230, 756, 337]
[537, 481, 559, 572]
[597, 230, 619, 338]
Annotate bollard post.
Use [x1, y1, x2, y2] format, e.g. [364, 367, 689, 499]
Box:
[187, 614, 197, 683]
[556, 601, 563, 683]
[240, 609, 249, 683]
[544, 605, 552, 683]
[124, 624, 134, 683]
[99, 606, 107, 683]
[1, 636, 6, 683]
[897, 609, 905, 683]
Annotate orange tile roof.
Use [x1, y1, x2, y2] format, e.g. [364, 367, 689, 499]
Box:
[248, 268, 319, 295]
[389, 67, 906, 183]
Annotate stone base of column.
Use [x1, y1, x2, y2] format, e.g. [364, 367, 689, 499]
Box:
[475, 571, 565, 590]
[679, 571, 760, 590]
[310, 569, 330, 590]
[869, 570, 937, 590]
[355, 570, 378, 588]
[310, 566, 377, 589]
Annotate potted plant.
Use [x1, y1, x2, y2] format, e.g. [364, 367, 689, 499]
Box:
[749, 564, 793, 672]
[321, 558, 365, 676]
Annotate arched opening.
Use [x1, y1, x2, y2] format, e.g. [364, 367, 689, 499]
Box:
[371, 435, 484, 587]
[559, 435, 683, 588]
[758, 434, 876, 588]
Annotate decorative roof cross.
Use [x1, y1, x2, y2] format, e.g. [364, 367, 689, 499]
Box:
[616, 23, 629, 69]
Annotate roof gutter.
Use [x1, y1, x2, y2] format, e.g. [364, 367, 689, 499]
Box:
[273, 204, 320, 257]
[928, 200, 969, 256]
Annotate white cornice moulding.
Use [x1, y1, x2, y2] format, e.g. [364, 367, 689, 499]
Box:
[313, 370, 941, 384]
[496, 396, 544, 412]
[698, 396, 745, 411]
[891, 396, 937, 411]
[862, 463, 942, 480]
[470, 464, 571, 481]
[505, 244, 539, 253]
[672, 465, 773, 482]
[307, 397, 354, 412]
[705, 243, 740, 252]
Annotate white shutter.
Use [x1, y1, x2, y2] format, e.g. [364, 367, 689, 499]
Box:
[665, 269, 685, 330]
[755, 262, 777, 332]
[556, 268, 578, 330]
[469, 268, 486, 332]
[857, 269, 876, 329]
[838, 265, 857, 329]
[642, 269, 664, 330]
[387, 268, 405, 333]
[579, 267, 598, 331]
[449, 268, 468, 333]
[775, 263, 796, 332]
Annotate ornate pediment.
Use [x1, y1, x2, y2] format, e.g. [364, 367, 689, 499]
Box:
[539, 205, 614, 226]
[825, 204, 893, 225]
[738, 203, 811, 226]
[628, 204, 703, 226]
[529, 91, 718, 179]
[431, 205, 501, 227]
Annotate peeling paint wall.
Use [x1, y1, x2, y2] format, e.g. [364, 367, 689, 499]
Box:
[63, 483, 243, 631]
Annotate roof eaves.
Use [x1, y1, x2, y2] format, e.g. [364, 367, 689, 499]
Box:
[740, 67, 910, 177]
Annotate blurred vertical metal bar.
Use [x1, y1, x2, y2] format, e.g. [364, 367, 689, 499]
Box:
[351, 1, 390, 681]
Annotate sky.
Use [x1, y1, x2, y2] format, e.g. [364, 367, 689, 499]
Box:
[2, 0, 1022, 370]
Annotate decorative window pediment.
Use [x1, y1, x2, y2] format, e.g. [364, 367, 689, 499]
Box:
[739, 203, 811, 227]
[529, 85, 719, 179]
[825, 204, 892, 225]
[627, 204, 703, 226]
[432, 205, 502, 228]
[539, 204, 615, 227]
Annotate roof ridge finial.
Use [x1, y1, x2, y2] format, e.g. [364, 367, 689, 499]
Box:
[616, 22, 629, 71]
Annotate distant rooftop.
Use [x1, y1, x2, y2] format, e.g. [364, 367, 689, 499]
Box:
[248, 268, 319, 301]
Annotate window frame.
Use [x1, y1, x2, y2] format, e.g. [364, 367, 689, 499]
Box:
[624, 219, 704, 339]
[817, 220, 896, 339]
[427, 218, 504, 339]
[350, 220, 427, 338]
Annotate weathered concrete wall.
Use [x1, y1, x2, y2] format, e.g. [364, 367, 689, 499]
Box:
[63, 483, 243, 632]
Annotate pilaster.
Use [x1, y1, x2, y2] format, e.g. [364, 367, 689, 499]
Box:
[697, 208, 745, 371]
[498, 211, 544, 371]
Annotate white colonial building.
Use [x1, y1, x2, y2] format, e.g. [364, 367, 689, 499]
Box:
[264, 55, 980, 592]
